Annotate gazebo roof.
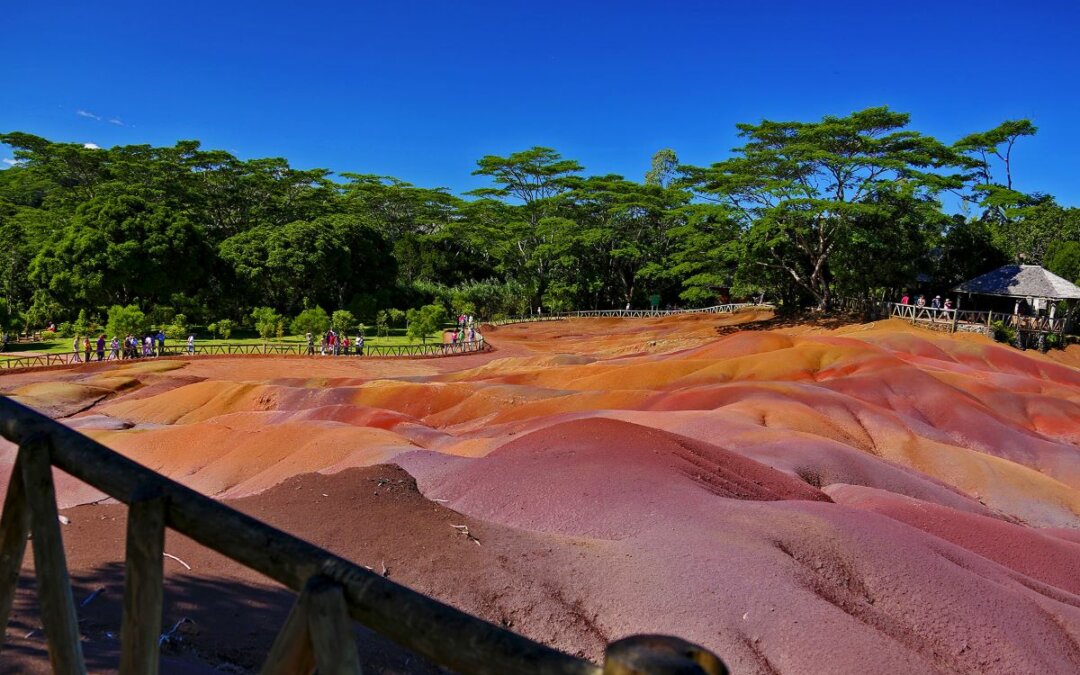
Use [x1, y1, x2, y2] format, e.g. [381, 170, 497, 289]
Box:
[953, 264, 1080, 300]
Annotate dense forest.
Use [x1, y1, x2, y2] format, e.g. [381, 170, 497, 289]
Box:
[1, 106, 1078, 336]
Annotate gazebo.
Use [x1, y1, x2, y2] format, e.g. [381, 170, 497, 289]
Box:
[952, 264, 1080, 339]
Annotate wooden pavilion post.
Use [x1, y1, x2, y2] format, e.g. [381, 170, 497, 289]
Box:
[951, 296, 960, 334]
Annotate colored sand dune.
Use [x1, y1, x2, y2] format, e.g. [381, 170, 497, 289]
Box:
[2, 311, 1080, 673]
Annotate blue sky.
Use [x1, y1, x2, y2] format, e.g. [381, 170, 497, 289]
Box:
[4, 1, 1079, 204]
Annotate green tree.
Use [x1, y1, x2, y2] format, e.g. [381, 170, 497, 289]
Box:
[72, 309, 91, 337]
[686, 107, 962, 309]
[105, 304, 146, 337]
[291, 306, 331, 336]
[164, 313, 188, 340]
[30, 194, 207, 309]
[211, 318, 236, 340]
[331, 309, 357, 332]
[405, 304, 445, 343]
[250, 306, 282, 340]
[933, 217, 1009, 289]
[0, 298, 20, 336]
[645, 149, 679, 188]
[1046, 241, 1080, 284]
[954, 120, 1037, 224]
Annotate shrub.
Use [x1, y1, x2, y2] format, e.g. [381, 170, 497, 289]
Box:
[250, 307, 283, 340]
[291, 306, 330, 336]
[105, 304, 147, 338]
[164, 313, 188, 340]
[72, 309, 91, 337]
[331, 309, 357, 333]
[991, 319, 1017, 345]
[211, 318, 236, 340]
[406, 304, 446, 343]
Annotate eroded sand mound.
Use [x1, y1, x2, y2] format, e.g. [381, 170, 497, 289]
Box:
[3, 310, 1080, 674]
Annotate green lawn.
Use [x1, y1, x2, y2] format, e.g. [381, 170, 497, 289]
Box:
[3, 329, 462, 355]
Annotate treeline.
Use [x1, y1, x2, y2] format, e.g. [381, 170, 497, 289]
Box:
[1, 106, 1078, 334]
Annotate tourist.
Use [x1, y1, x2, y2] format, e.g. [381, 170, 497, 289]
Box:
[916, 295, 926, 308]
[451, 328, 458, 344]
[72, 335, 81, 362]
[96, 334, 106, 362]
[83, 336, 92, 363]
[187, 334, 195, 355]
[144, 335, 153, 357]
[341, 334, 350, 355]
[356, 334, 364, 356]
[943, 298, 953, 311]
[901, 294, 910, 305]
[109, 336, 120, 360]
[931, 296, 941, 310]
[156, 329, 166, 356]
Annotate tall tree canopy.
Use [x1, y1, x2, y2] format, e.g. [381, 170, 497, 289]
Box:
[0, 107, 1068, 332]
[686, 107, 964, 309]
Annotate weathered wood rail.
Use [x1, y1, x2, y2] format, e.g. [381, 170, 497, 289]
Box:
[887, 302, 1065, 334]
[488, 303, 772, 326]
[0, 338, 489, 372]
[0, 397, 728, 674]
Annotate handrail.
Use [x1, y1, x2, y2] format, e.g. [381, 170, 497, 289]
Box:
[0, 396, 727, 674]
[488, 303, 772, 327]
[884, 302, 1065, 333]
[0, 338, 490, 371]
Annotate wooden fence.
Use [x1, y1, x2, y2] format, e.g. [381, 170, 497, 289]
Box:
[488, 303, 771, 327]
[887, 302, 1065, 335]
[0, 338, 489, 372]
[0, 396, 728, 674]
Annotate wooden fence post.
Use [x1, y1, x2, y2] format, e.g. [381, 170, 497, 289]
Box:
[120, 484, 167, 675]
[603, 635, 727, 675]
[306, 576, 361, 675]
[259, 591, 315, 675]
[20, 435, 87, 675]
[0, 451, 30, 649]
[951, 297, 960, 334]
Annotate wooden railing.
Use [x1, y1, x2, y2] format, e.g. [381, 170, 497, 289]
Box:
[0, 338, 489, 371]
[886, 303, 1065, 334]
[488, 303, 772, 326]
[0, 396, 728, 674]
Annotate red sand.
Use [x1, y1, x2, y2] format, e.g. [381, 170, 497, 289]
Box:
[3, 310, 1080, 673]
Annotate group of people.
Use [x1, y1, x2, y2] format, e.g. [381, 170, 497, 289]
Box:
[70, 331, 177, 362]
[900, 294, 954, 311]
[450, 314, 478, 344]
[307, 330, 365, 356]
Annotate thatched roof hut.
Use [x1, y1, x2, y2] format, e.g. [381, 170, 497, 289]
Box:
[952, 264, 1080, 300]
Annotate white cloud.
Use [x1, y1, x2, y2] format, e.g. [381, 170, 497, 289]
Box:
[108, 117, 125, 126]
[76, 109, 102, 121]
[2, 158, 18, 166]
[83, 143, 101, 150]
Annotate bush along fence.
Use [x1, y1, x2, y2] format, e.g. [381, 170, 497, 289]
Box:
[0, 397, 729, 675]
[487, 303, 773, 326]
[0, 338, 489, 372]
